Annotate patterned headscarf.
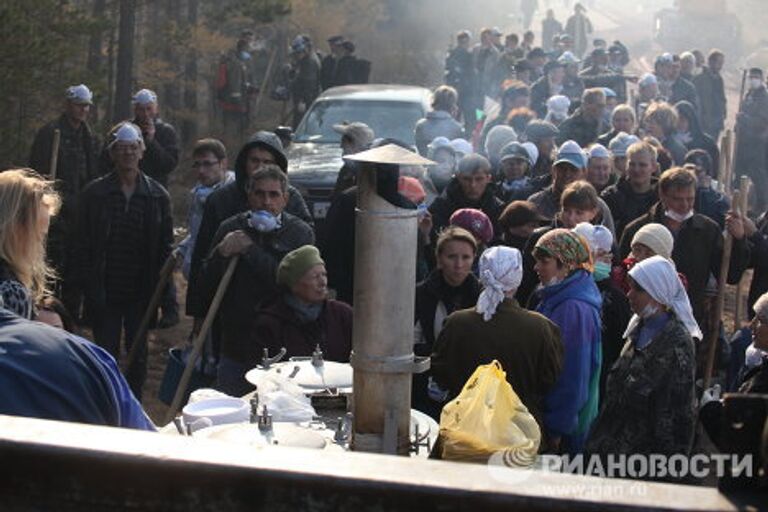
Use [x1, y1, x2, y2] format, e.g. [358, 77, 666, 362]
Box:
[534, 228, 594, 273]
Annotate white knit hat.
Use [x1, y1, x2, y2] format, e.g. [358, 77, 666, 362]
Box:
[631, 223, 674, 260]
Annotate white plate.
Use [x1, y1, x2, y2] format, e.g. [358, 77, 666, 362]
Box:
[245, 360, 353, 391]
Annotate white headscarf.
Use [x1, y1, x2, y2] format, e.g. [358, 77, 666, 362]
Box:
[572, 222, 613, 255]
[624, 255, 703, 340]
[476, 246, 523, 321]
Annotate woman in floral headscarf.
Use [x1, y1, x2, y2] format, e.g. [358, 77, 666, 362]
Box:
[533, 228, 602, 455]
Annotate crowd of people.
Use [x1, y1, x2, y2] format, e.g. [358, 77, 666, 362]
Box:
[1, 10, 768, 483]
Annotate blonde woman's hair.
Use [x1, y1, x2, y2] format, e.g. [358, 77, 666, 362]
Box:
[0, 169, 60, 301]
[436, 226, 478, 258]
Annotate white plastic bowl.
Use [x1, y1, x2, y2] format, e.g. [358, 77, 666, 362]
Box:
[182, 397, 249, 427]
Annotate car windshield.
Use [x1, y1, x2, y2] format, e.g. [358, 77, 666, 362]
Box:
[294, 99, 424, 144]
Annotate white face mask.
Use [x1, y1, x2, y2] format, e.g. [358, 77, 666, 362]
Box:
[248, 210, 280, 232]
[749, 78, 764, 90]
[665, 209, 694, 223]
[639, 303, 660, 319]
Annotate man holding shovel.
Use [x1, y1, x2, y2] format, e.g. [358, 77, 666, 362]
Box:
[29, 84, 100, 319]
[200, 165, 313, 396]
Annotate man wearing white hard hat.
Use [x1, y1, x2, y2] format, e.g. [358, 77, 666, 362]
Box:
[129, 88, 180, 327]
[132, 88, 179, 189]
[29, 84, 100, 318]
[75, 122, 173, 402]
[98, 88, 179, 190]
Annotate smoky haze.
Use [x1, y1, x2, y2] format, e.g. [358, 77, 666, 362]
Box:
[327, 0, 768, 88]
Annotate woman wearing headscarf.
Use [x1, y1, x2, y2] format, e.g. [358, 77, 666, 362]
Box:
[586, 256, 699, 471]
[250, 245, 353, 364]
[431, 246, 563, 427]
[413, 227, 481, 418]
[532, 228, 602, 454]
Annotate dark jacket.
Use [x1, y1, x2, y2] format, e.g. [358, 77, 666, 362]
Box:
[250, 295, 352, 367]
[414, 270, 481, 350]
[74, 172, 173, 312]
[556, 107, 600, 147]
[320, 54, 338, 90]
[735, 85, 768, 173]
[619, 203, 750, 326]
[600, 177, 658, 241]
[586, 315, 696, 463]
[596, 128, 620, 148]
[29, 114, 99, 211]
[445, 46, 476, 108]
[428, 178, 504, 242]
[412, 270, 480, 419]
[291, 53, 321, 107]
[185, 134, 312, 317]
[98, 119, 180, 188]
[530, 76, 555, 118]
[562, 75, 585, 104]
[431, 298, 563, 427]
[542, 18, 563, 52]
[579, 67, 627, 102]
[693, 66, 726, 137]
[674, 101, 720, 175]
[596, 277, 632, 398]
[660, 135, 688, 166]
[201, 212, 314, 365]
[135, 118, 178, 188]
[695, 185, 730, 229]
[669, 77, 699, 112]
[322, 167, 417, 305]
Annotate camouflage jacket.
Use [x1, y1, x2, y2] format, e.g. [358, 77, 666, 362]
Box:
[586, 315, 696, 459]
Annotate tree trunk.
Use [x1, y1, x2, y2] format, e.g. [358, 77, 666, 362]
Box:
[182, 0, 199, 143]
[114, 0, 136, 122]
[87, 0, 107, 74]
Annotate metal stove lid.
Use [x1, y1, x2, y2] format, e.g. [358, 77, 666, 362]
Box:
[194, 423, 328, 449]
[245, 360, 353, 390]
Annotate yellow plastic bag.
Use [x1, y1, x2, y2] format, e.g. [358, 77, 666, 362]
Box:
[439, 360, 540, 465]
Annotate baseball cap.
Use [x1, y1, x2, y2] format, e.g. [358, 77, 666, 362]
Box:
[554, 140, 587, 169]
[333, 122, 375, 147]
[525, 120, 559, 142]
[499, 142, 531, 164]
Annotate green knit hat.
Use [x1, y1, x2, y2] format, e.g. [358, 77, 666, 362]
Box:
[276, 245, 325, 289]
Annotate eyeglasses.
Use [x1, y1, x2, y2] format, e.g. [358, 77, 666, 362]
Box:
[192, 160, 220, 169]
